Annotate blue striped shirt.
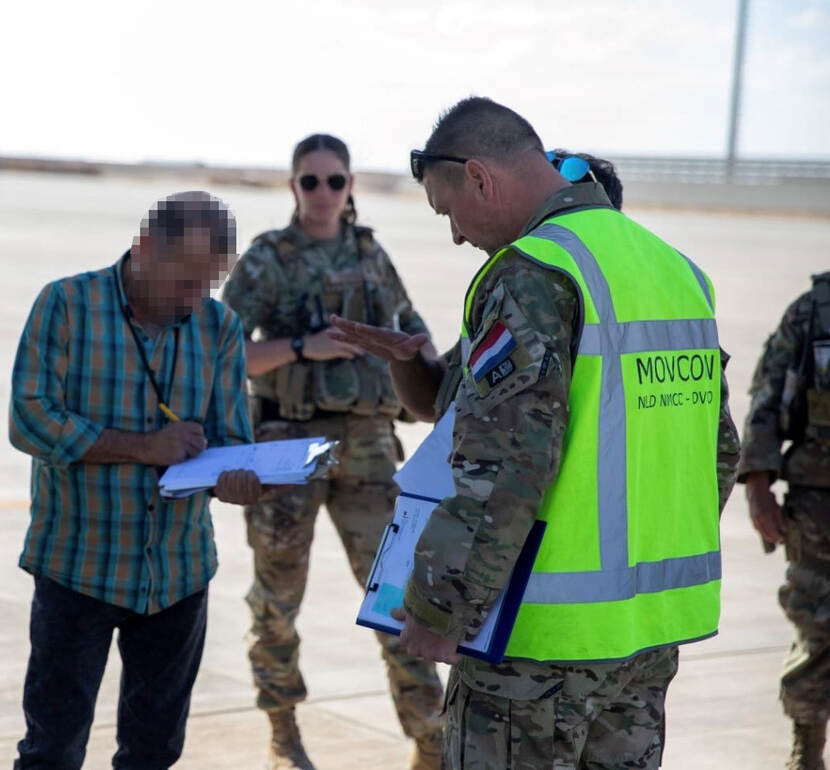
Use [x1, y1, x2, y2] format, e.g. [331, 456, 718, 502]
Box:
[9, 254, 253, 613]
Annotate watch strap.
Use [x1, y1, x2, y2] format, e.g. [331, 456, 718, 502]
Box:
[291, 336, 307, 363]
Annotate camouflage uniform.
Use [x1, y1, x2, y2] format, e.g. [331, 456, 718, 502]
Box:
[222, 222, 443, 745]
[738, 273, 830, 725]
[402, 184, 741, 769]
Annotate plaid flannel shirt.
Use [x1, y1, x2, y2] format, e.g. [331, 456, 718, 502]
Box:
[9, 254, 253, 613]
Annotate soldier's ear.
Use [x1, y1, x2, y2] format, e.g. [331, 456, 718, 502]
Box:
[465, 159, 494, 202]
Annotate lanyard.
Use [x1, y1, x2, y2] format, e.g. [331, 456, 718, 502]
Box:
[114, 266, 181, 422]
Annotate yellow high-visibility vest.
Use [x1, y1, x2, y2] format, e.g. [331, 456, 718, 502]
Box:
[460, 207, 722, 662]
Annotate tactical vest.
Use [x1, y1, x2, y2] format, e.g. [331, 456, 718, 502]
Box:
[781, 272, 830, 442]
[253, 224, 402, 421]
[460, 207, 722, 662]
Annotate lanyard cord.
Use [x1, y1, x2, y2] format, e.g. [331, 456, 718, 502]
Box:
[114, 266, 181, 418]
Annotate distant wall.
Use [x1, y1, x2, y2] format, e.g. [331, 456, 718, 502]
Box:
[612, 156, 830, 215]
[2, 155, 829, 216]
[621, 179, 830, 215]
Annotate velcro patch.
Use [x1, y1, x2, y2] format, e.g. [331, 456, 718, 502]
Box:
[469, 321, 517, 382]
[485, 357, 516, 387]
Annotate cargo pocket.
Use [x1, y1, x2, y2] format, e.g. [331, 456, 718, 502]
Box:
[274, 362, 315, 420]
[350, 357, 382, 416]
[510, 685, 558, 769]
[459, 687, 511, 770]
[807, 389, 830, 430]
[313, 359, 360, 412]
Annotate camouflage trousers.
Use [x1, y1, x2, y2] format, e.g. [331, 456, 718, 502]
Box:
[443, 647, 679, 770]
[780, 485, 830, 724]
[245, 414, 444, 741]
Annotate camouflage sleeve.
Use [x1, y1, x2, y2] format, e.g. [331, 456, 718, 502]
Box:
[737, 293, 811, 482]
[717, 349, 740, 513]
[403, 259, 577, 640]
[433, 341, 464, 421]
[374, 241, 430, 337]
[221, 239, 282, 339]
[441, 341, 461, 369]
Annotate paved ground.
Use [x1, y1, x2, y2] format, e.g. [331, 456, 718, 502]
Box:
[0, 170, 827, 768]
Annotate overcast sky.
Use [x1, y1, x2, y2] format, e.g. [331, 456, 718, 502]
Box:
[3, 0, 829, 172]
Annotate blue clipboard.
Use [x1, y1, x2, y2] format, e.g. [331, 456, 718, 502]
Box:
[356, 494, 545, 664]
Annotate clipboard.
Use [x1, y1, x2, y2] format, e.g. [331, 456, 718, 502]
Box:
[157, 437, 337, 498]
[356, 490, 545, 664]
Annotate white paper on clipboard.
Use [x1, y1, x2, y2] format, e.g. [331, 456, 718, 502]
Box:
[392, 407, 455, 498]
[357, 405, 541, 662]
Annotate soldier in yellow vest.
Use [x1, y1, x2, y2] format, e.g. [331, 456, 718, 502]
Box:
[331, 97, 741, 769]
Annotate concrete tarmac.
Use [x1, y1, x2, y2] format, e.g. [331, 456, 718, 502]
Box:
[0, 170, 827, 768]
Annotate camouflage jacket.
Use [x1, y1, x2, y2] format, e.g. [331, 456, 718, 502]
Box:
[402, 185, 741, 696]
[222, 221, 429, 421]
[738, 273, 830, 488]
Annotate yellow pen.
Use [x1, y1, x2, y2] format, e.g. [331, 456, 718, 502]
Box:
[159, 403, 181, 423]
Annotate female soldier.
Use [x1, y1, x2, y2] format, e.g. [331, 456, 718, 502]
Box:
[222, 135, 443, 770]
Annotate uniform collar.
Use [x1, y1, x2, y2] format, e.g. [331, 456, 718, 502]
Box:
[519, 182, 614, 239]
[286, 220, 353, 249]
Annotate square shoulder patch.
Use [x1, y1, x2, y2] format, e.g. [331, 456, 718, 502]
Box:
[469, 321, 518, 386]
[458, 283, 555, 417]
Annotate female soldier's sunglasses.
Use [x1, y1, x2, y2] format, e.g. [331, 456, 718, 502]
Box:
[298, 173, 348, 192]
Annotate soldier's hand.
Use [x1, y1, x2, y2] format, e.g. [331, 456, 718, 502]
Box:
[329, 315, 429, 362]
[745, 472, 786, 546]
[140, 421, 207, 466]
[391, 607, 461, 664]
[214, 469, 262, 505]
[303, 329, 365, 361]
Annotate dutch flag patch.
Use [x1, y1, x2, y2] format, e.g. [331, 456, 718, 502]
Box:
[469, 321, 518, 383]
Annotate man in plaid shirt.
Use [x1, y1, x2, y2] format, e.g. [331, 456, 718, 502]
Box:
[10, 191, 262, 769]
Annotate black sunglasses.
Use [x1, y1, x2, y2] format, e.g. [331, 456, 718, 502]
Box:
[410, 150, 468, 182]
[298, 173, 348, 192]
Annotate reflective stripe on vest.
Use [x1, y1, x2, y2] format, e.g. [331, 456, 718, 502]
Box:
[460, 209, 722, 662]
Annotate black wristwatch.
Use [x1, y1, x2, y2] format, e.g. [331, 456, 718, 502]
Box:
[291, 336, 307, 363]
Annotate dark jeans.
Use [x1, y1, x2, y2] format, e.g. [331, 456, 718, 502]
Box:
[15, 576, 208, 770]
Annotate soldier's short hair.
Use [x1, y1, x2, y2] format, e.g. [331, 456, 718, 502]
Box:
[145, 191, 235, 256]
[423, 97, 545, 178]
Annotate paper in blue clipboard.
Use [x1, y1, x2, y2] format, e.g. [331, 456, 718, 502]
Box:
[355, 408, 545, 664]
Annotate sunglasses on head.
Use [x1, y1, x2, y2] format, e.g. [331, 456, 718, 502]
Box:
[298, 173, 348, 192]
[410, 150, 468, 182]
[546, 152, 597, 183]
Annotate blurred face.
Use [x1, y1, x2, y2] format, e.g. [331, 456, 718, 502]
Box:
[291, 149, 353, 231]
[423, 166, 502, 253]
[131, 225, 235, 320]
